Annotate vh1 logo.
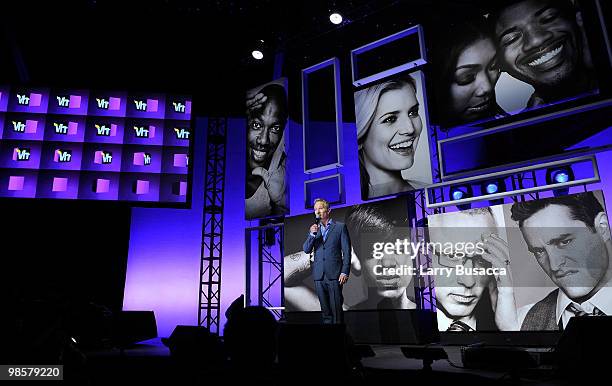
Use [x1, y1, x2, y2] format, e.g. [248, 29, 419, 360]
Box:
[53, 121, 78, 135]
[54, 149, 72, 162]
[12, 147, 31, 161]
[173, 127, 190, 140]
[16, 92, 42, 107]
[172, 101, 189, 113]
[133, 98, 158, 112]
[94, 150, 113, 164]
[56, 95, 82, 109]
[95, 123, 117, 137]
[96, 97, 121, 110]
[12, 120, 38, 134]
[133, 152, 152, 166]
[134, 125, 155, 138]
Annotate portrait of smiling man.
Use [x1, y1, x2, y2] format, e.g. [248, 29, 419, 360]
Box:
[491, 0, 597, 109]
[245, 79, 288, 220]
[511, 191, 612, 331]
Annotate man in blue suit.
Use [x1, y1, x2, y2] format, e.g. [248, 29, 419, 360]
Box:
[303, 198, 352, 324]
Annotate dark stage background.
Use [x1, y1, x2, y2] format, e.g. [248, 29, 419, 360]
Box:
[1, 199, 131, 313]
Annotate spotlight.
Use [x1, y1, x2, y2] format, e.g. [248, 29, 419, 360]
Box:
[329, 12, 343, 24]
[485, 182, 499, 194]
[449, 184, 473, 210]
[546, 166, 574, 197]
[251, 40, 265, 60]
[547, 166, 574, 184]
[480, 178, 506, 205]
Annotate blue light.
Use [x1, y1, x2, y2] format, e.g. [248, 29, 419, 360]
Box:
[553, 171, 570, 183]
[485, 183, 499, 194]
[452, 190, 464, 200]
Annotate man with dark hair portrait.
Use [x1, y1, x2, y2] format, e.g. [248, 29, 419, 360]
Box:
[511, 192, 612, 330]
[491, 0, 597, 108]
[345, 203, 417, 310]
[245, 81, 288, 219]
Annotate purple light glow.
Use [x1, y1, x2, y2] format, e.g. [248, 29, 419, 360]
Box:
[122, 118, 206, 336]
[96, 178, 110, 193]
[8, 175, 24, 191]
[134, 179, 150, 194]
[25, 120, 38, 133]
[52, 177, 68, 192]
[29, 93, 42, 107]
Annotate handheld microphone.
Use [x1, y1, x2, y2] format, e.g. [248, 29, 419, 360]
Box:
[315, 214, 321, 225]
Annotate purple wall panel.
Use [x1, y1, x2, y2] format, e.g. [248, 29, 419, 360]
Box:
[122, 118, 205, 336]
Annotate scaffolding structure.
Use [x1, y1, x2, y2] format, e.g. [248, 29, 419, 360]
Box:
[245, 223, 285, 319]
[198, 118, 227, 334]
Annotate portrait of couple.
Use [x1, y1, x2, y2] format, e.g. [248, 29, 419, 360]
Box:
[433, 0, 598, 129]
[428, 190, 611, 332]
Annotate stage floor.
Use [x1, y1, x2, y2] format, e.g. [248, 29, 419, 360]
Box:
[79, 338, 567, 385]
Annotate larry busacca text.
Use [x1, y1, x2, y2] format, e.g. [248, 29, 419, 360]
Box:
[371, 239, 508, 278]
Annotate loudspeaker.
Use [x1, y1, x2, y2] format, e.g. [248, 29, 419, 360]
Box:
[555, 316, 612, 379]
[162, 325, 223, 363]
[112, 310, 157, 347]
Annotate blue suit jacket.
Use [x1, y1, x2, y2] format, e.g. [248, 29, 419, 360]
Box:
[303, 221, 351, 281]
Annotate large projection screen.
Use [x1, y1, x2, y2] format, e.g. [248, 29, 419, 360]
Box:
[427, 190, 610, 332]
[284, 197, 417, 312]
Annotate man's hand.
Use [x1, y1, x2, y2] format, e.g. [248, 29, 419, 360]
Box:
[284, 251, 313, 286]
[246, 92, 267, 114]
[481, 232, 519, 331]
[339, 273, 348, 285]
[310, 224, 319, 234]
[252, 160, 286, 207]
[480, 233, 513, 288]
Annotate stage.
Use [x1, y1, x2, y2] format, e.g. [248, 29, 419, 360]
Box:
[77, 337, 567, 385]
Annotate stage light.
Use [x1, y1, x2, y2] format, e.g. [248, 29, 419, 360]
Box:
[452, 190, 464, 200]
[251, 40, 265, 60]
[480, 178, 506, 205]
[546, 166, 574, 197]
[546, 166, 574, 184]
[329, 12, 343, 24]
[485, 182, 499, 194]
[450, 185, 472, 200]
[449, 184, 473, 210]
[553, 171, 570, 183]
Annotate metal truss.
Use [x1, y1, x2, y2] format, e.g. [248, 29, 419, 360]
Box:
[425, 155, 599, 209]
[411, 190, 442, 312]
[410, 125, 444, 311]
[198, 118, 227, 334]
[245, 223, 285, 320]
